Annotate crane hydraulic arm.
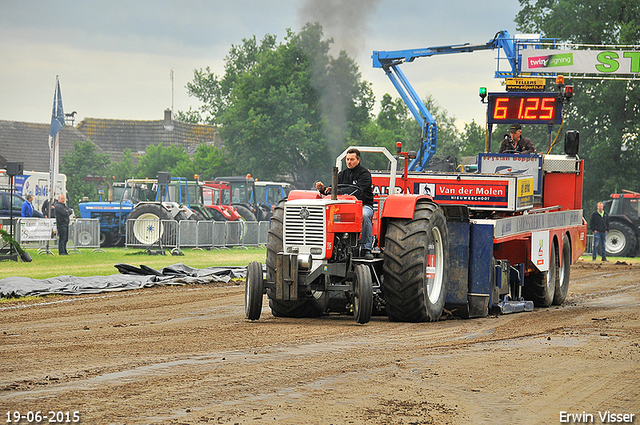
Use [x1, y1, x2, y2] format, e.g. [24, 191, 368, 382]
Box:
[372, 30, 520, 171]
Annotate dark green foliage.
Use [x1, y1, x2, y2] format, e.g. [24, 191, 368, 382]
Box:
[60, 140, 110, 207]
[516, 0, 640, 214]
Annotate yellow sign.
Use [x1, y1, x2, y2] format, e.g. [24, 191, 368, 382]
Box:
[518, 177, 534, 197]
[506, 77, 546, 91]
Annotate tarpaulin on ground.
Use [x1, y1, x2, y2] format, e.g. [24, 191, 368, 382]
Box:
[0, 263, 247, 298]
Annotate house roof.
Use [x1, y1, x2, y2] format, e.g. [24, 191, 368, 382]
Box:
[0, 110, 221, 173]
[0, 120, 90, 173]
[76, 110, 221, 162]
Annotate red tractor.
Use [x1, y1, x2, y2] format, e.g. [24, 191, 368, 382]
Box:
[245, 143, 587, 324]
[201, 181, 245, 222]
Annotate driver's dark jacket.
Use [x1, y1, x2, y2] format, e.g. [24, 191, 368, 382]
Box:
[499, 136, 536, 154]
[335, 163, 374, 207]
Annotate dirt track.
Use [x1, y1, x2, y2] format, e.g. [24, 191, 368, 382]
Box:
[1, 260, 639, 424]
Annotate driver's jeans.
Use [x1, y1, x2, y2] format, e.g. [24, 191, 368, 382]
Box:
[361, 205, 374, 251]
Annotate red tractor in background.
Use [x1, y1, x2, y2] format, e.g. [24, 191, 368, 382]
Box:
[201, 180, 244, 222]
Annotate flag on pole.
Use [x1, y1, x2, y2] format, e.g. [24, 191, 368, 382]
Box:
[48, 76, 65, 211]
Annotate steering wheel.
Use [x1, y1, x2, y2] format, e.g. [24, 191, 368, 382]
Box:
[501, 149, 519, 154]
[336, 184, 363, 198]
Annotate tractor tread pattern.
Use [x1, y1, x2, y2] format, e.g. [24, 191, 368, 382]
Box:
[382, 200, 448, 322]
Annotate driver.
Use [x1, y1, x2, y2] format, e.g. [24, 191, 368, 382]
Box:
[499, 123, 537, 154]
[315, 148, 374, 260]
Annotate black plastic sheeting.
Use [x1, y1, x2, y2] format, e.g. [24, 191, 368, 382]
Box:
[0, 263, 247, 298]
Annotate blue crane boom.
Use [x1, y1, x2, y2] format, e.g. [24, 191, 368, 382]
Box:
[372, 30, 521, 171]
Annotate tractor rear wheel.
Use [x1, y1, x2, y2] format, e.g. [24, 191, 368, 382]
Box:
[353, 264, 373, 324]
[245, 261, 264, 320]
[606, 221, 637, 257]
[209, 208, 228, 221]
[127, 204, 173, 245]
[234, 204, 257, 222]
[266, 200, 327, 318]
[524, 240, 557, 307]
[382, 200, 449, 322]
[553, 235, 571, 305]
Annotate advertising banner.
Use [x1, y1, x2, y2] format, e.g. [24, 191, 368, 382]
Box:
[479, 153, 542, 194]
[521, 49, 640, 75]
[19, 219, 56, 242]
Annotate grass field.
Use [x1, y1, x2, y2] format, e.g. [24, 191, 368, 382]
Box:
[2, 247, 637, 282]
[0, 247, 267, 280]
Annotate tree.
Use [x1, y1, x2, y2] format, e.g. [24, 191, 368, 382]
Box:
[459, 120, 487, 157]
[182, 24, 374, 188]
[107, 148, 136, 182]
[172, 143, 233, 181]
[136, 143, 189, 180]
[516, 0, 640, 213]
[369, 93, 462, 168]
[60, 140, 110, 207]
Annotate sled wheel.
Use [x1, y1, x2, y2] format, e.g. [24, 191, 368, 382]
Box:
[524, 241, 557, 307]
[553, 235, 571, 305]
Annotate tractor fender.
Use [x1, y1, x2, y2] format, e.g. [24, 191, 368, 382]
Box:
[380, 194, 434, 219]
[378, 194, 435, 248]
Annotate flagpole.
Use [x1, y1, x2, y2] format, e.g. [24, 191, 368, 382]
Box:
[48, 76, 65, 217]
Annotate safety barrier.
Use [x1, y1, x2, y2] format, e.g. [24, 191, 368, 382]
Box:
[125, 218, 179, 249]
[70, 218, 103, 252]
[11, 218, 102, 254]
[125, 218, 270, 250]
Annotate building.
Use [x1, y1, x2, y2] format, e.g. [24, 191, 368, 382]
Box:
[0, 109, 221, 172]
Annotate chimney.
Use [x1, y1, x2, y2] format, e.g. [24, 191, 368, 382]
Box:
[163, 108, 174, 131]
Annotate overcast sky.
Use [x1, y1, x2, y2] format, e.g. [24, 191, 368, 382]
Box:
[0, 0, 522, 130]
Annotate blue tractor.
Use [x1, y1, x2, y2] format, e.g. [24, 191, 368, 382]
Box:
[78, 175, 194, 246]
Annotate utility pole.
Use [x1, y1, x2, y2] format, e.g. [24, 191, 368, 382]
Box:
[170, 69, 175, 112]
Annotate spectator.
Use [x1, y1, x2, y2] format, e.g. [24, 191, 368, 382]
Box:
[590, 201, 609, 261]
[54, 194, 73, 255]
[21, 195, 44, 218]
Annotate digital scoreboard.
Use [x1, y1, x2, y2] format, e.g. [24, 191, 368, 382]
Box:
[487, 92, 563, 125]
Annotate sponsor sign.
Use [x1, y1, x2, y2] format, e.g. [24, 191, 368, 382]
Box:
[506, 77, 546, 91]
[414, 179, 510, 208]
[531, 230, 550, 272]
[479, 153, 542, 194]
[19, 218, 56, 242]
[521, 49, 640, 75]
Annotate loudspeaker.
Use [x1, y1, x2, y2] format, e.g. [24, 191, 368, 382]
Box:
[6, 162, 23, 176]
[157, 171, 171, 185]
[565, 131, 579, 156]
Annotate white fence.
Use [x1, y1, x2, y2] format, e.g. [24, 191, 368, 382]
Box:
[125, 219, 270, 250]
[8, 218, 103, 254]
[4, 217, 270, 253]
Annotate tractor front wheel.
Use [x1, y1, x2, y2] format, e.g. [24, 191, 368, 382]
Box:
[245, 261, 264, 320]
[353, 264, 373, 324]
